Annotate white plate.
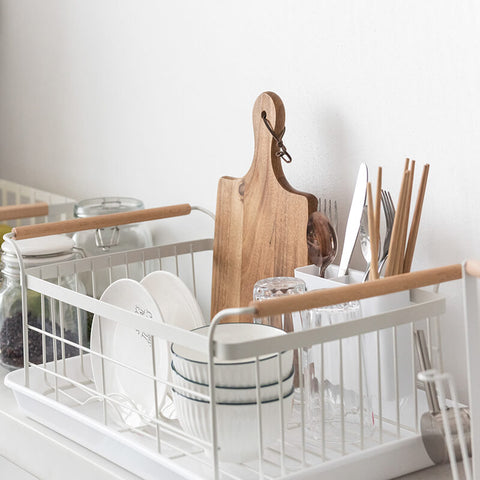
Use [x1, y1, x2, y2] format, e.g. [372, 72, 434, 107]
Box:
[90, 278, 169, 427]
[140, 271, 206, 330]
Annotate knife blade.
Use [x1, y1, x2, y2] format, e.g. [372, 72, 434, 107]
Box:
[337, 163, 368, 277]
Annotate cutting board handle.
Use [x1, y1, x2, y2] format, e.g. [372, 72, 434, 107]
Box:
[249, 91, 286, 182]
[246, 92, 317, 212]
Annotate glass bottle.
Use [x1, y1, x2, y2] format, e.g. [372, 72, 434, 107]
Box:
[0, 235, 87, 370]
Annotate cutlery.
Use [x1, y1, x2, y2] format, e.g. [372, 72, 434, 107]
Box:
[306, 211, 338, 277]
[337, 163, 368, 278]
[359, 206, 371, 264]
[378, 190, 395, 273]
[415, 329, 471, 465]
[360, 189, 395, 280]
[385, 161, 430, 276]
[318, 198, 338, 235]
[403, 164, 430, 273]
[366, 182, 379, 280]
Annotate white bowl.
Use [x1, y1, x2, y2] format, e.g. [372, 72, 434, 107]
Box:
[171, 323, 294, 387]
[171, 361, 294, 403]
[173, 387, 294, 463]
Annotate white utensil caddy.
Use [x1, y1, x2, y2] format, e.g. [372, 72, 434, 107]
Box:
[1, 203, 467, 480]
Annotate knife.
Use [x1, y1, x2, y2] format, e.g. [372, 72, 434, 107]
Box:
[337, 163, 368, 277]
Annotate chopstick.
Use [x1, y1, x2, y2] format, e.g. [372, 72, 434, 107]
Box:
[383, 160, 429, 276]
[403, 163, 430, 273]
[395, 160, 415, 275]
[394, 169, 412, 275]
[367, 182, 379, 280]
[385, 168, 410, 277]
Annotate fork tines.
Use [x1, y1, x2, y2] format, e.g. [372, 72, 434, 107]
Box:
[318, 198, 338, 233]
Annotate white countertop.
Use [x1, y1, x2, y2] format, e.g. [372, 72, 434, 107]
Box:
[0, 455, 37, 480]
[0, 365, 465, 480]
[395, 463, 464, 479]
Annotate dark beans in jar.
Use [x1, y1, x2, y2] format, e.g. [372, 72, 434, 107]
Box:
[0, 311, 80, 368]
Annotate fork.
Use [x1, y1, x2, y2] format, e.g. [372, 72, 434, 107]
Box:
[379, 190, 395, 273]
[360, 189, 395, 280]
[307, 198, 338, 276]
[318, 198, 338, 234]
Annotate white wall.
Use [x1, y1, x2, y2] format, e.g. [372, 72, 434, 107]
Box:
[1, 0, 480, 400]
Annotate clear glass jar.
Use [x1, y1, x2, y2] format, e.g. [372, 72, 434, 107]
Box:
[72, 197, 153, 256]
[72, 197, 154, 298]
[0, 235, 87, 370]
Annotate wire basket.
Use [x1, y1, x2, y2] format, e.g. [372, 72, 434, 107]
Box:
[417, 369, 472, 480]
[0, 178, 75, 227]
[2, 204, 467, 480]
[431, 260, 480, 480]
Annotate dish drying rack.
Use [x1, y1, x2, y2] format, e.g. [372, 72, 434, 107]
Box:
[1, 203, 471, 480]
[0, 178, 75, 226]
[415, 260, 480, 480]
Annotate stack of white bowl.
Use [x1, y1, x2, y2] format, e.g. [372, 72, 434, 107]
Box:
[171, 323, 295, 463]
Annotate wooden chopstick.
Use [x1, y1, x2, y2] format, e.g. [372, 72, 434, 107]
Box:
[403, 163, 430, 273]
[385, 169, 410, 277]
[393, 169, 412, 275]
[367, 182, 379, 280]
[396, 160, 415, 274]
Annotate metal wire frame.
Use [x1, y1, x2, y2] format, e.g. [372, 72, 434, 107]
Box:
[203, 289, 445, 479]
[418, 369, 473, 480]
[7, 295, 445, 480]
[3, 229, 452, 480]
[462, 262, 480, 480]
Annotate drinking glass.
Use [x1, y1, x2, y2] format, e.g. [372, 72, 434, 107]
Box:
[253, 277, 306, 332]
[303, 300, 375, 447]
[253, 277, 306, 425]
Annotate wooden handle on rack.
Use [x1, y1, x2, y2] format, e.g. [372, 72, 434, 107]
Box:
[12, 203, 192, 239]
[0, 202, 49, 221]
[250, 263, 463, 317]
[465, 260, 480, 278]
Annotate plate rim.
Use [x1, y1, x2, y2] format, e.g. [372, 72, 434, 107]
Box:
[90, 278, 169, 425]
[140, 270, 206, 329]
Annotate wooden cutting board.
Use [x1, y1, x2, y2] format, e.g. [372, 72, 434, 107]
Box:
[211, 92, 317, 319]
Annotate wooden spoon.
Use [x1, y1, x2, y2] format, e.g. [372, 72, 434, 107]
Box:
[307, 211, 338, 277]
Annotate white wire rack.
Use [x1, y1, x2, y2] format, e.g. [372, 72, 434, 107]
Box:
[0, 178, 75, 226]
[431, 260, 480, 480]
[418, 369, 472, 480]
[1, 205, 469, 480]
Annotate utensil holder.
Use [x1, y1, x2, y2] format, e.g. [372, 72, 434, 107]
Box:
[295, 264, 415, 404]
